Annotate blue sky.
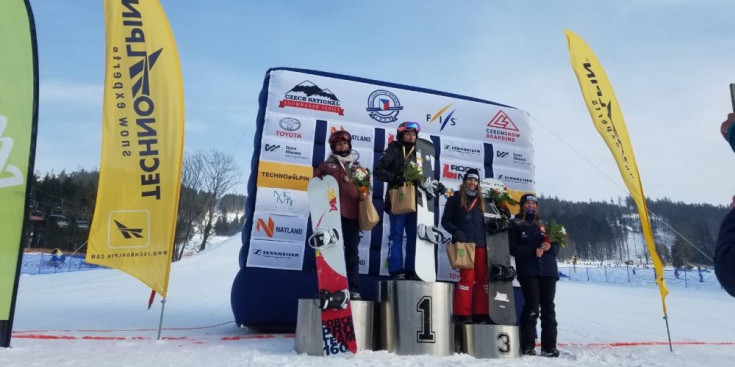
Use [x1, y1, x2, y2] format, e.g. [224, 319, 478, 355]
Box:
[30, 0, 735, 205]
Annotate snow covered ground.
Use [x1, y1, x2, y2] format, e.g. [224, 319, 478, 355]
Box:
[2, 234, 733, 366]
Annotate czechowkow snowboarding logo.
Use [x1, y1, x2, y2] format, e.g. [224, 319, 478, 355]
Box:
[279, 81, 344, 115]
[0, 115, 23, 189]
[366, 89, 403, 123]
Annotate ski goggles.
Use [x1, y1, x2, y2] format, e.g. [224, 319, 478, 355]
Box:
[398, 121, 421, 133]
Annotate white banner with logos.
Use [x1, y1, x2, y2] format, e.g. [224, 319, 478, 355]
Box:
[246, 239, 305, 270]
[248, 68, 536, 273]
[254, 187, 310, 217]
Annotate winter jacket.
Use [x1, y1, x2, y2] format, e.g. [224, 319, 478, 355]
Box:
[715, 208, 735, 297]
[441, 193, 487, 248]
[374, 141, 418, 214]
[509, 215, 559, 279]
[314, 156, 361, 220]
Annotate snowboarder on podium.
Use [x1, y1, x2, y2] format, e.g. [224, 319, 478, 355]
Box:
[440, 168, 490, 325]
[509, 194, 560, 357]
[314, 130, 367, 300]
[374, 121, 440, 280]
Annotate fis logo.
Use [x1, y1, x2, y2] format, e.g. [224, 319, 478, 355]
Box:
[256, 217, 275, 238]
[426, 104, 456, 131]
[108, 210, 150, 248]
[265, 144, 280, 152]
[0, 115, 24, 189]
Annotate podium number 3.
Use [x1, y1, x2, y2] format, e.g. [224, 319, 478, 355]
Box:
[497, 332, 511, 353]
[416, 296, 436, 343]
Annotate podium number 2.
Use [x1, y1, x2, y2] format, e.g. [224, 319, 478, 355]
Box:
[417, 296, 436, 343]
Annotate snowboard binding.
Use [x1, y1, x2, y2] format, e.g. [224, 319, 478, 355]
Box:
[308, 228, 340, 249]
[318, 289, 350, 310]
[489, 264, 517, 281]
[417, 224, 444, 245]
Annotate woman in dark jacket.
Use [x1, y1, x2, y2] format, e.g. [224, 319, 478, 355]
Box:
[508, 193, 560, 357]
[441, 169, 489, 324]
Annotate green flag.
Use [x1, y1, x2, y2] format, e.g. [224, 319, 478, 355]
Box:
[0, 0, 38, 347]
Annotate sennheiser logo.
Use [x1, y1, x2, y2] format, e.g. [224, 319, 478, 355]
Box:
[0, 115, 24, 189]
[114, 220, 144, 239]
[108, 210, 150, 248]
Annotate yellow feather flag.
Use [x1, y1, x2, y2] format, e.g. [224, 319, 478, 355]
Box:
[565, 29, 668, 313]
[86, 0, 184, 298]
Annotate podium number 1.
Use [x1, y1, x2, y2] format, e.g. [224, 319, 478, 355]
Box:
[417, 296, 436, 343]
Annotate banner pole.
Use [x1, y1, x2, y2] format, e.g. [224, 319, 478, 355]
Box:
[156, 298, 166, 340]
[729, 83, 735, 113]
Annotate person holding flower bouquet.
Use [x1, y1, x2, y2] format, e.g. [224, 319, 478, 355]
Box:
[508, 193, 560, 357]
[374, 121, 440, 280]
[440, 168, 490, 325]
[314, 130, 368, 300]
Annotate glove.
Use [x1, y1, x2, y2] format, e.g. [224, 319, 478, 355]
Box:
[453, 230, 467, 243]
[436, 182, 446, 195]
[393, 175, 406, 187]
[421, 178, 439, 193]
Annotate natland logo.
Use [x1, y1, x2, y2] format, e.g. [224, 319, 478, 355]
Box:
[366, 89, 403, 123]
[442, 163, 480, 180]
[278, 80, 344, 115]
[427, 104, 456, 131]
[0, 115, 24, 189]
[255, 215, 304, 238]
[329, 126, 372, 144]
[486, 110, 521, 143]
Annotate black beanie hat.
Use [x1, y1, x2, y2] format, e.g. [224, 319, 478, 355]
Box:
[464, 168, 480, 181]
[519, 193, 538, 207]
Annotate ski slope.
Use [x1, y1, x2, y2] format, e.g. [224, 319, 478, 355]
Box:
[2, 234, 733, 366]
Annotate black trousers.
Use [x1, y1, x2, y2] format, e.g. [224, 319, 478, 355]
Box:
[341, 217, 361, 292]
[518, 276, 557, 350]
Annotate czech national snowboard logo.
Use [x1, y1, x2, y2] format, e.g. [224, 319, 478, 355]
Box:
[279, 80, 344, 115]
[366, 89, 403, 123]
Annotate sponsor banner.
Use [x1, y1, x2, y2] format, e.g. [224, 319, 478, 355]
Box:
[257, 161, 312, 190]
[246, 239, 304, 271]
[494, 168, 535, 193]
[263, 113, 316, 142]
[251, 212, 308, 243]
[439, 137, 483, 161]
[86, 0, 184, 298]
[327, 122, 374, 148]
[439, 158, 483, 182]
[260, 135, 313, 165]
[321, 145, 374, 172]
[266, 70, 533, 149]
[254, 187, 309, 217]
[493, 143, 534, 170]
[0, 0, 36, 325]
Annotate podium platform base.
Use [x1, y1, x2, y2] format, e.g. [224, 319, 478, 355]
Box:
[294, 298, 375, 355]
[461, 324, 520, 359]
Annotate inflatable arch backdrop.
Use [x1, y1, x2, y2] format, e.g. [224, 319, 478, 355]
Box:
[231, 68, 536, 329]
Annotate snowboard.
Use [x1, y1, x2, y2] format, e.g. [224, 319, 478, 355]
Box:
[307, 175, 357, 355]
[481, 179, 517, 325]
[414, 138, 441, 282]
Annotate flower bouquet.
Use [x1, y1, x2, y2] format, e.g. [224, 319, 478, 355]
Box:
[403, 161, 424, 184]
[350, 165, 372, 195]
[547, 219, 568, 248]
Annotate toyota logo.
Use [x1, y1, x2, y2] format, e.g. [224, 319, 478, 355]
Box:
[279, 117, 302, 131]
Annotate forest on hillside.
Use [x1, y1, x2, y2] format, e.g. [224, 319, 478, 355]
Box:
[19, 162, 730, 267]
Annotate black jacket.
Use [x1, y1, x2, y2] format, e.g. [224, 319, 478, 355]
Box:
[715, 208, 735, 297]
[374, 141, 417, 213]
[509, 215, 559, 279]
[441, 193, 487, 248]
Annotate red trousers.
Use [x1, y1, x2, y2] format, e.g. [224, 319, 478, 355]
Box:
[453, 247, 489, 316]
